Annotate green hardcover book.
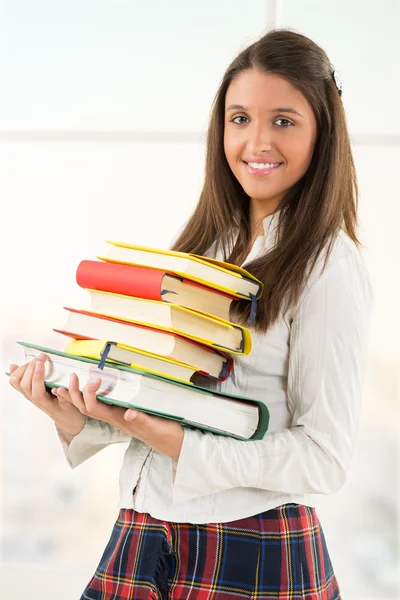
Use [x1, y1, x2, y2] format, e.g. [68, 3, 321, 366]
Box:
[13, 342, 269, 441]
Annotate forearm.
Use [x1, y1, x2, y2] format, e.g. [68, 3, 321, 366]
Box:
[172, 423, 347, 503]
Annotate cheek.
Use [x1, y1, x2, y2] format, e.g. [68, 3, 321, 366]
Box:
[224, 130, 243, 161]
[286, 135, 316, 176]
[223, 135, 229, 160]
[223, 137, 237, 171]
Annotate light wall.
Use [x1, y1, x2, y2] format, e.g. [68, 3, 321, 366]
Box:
[0, 1, 398, 599]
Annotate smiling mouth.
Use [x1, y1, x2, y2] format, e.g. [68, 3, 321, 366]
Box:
[244, 161, 282, 170]
[243, 161, 283, 176]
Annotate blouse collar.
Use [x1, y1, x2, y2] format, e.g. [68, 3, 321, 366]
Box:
[240, 210, 281, 266]
[262, 209, 281, 238]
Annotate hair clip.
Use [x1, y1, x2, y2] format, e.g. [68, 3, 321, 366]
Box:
[332, 69, 343, 97]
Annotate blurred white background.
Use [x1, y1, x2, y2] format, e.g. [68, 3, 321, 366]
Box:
[0, 1, 399, 598]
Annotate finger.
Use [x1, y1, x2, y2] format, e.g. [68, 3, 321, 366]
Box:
[124, 409, 151, 433]
[82, 377, 115, 420]
[9, 353, 49, 388]
[124, 408, 138, 422]
[66, 373, 88, 414]
[30, 359, 54, 410]
[82, 377, 102, 412]
[19, 359, 38, 397]
[53, 386, 74, 407]
[9, 362, 30, 391]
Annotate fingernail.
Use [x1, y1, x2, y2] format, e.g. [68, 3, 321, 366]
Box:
[89, 377, 102, 389]
[125, 409, 137, 421]
[51, 388, 58, 395]
[35, 361, 43, 372]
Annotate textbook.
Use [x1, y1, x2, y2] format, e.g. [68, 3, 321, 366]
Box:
[55, 308, 232, 380]
[64, 339, 223, 385]
[98, 241, 263, 300]
[87, 290, 251, 354]
[17, 342, 269, 441]
[76, 260, 237, 322]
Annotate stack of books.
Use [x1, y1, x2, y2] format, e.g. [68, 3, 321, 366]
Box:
[18, 241, 270, 440]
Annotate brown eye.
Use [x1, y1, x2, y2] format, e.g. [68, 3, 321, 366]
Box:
[275, 118, 293, 127]
[231, 116, 249, 125]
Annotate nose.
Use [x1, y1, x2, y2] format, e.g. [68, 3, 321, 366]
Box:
[247, 122, 273, 154]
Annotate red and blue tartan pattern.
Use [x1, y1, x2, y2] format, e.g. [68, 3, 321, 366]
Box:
[80, 503, 341, 599]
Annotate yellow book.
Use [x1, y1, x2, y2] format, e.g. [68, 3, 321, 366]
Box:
[86, 289, 252, 355]
[64, 339, 200, 385]
[98, 241, 263, 301]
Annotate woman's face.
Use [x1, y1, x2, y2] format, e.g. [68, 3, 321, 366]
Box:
[224, 69, 317, 214]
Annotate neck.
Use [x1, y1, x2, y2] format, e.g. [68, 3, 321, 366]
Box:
[249, 197, 281, 238]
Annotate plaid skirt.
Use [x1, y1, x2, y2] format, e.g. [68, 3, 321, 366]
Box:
[80, 503, 341, 599]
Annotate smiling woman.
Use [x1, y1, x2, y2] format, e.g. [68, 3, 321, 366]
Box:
[8, 28, 372, 600]
[224, 71, 317, 233]
[173, 29, 357, 334]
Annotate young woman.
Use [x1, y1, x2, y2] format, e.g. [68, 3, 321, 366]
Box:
[9, 29, 372, 599]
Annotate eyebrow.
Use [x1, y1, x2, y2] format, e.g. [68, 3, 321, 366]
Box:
[225, 104, 303, 117]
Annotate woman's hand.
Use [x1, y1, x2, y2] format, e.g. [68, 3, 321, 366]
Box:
[9, 356, 184, 460]
[58, 373, 184, 461]
[9, 355, 86, 438]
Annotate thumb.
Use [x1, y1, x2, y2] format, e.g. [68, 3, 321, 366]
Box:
[124, 408, 141, 422]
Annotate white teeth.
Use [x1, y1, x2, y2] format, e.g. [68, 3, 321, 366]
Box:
[247, 162, 280, 169]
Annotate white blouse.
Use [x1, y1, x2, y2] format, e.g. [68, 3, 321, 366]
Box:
[58, 212, 373, 523]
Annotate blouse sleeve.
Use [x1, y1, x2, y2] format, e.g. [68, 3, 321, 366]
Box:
[56, 417, 132, 468]
[171, 250, 373, 504]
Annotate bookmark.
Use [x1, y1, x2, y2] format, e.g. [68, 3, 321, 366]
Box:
[97, 342, 114, 370]
[248, 294, 257, 325]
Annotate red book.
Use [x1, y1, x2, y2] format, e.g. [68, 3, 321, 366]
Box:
[76, 260, 236, 321]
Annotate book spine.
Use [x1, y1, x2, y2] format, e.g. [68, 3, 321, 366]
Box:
[76, 260, 165, 301]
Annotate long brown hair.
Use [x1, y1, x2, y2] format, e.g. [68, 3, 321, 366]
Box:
[171, 29, 359, 333]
